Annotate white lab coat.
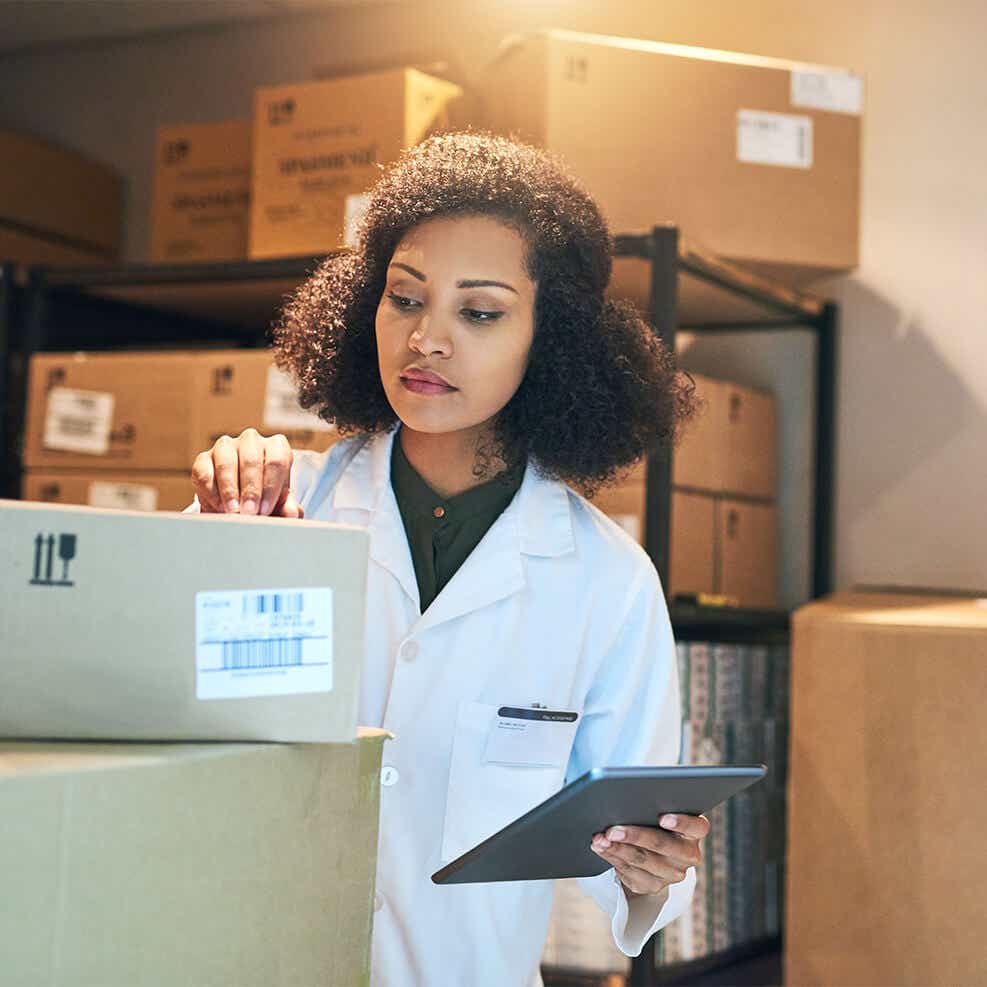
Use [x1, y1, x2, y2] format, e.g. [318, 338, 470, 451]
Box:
[211, 426, 696, 985]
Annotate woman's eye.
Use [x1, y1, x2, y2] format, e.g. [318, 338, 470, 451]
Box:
[461, 308, 503, 324]
[387, 291, 420, 311]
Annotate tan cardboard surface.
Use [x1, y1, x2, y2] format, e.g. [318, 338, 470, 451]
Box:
[669, 490, 715, 599]
[482, 30, 860, 283]
[717, 498, 777, 607]
[23, 349, 339, 471]
[0, 732, 386, 987]
[0, 223, 113, 275]
[786, 592, 987, 985]
[249, 68, 461, 259]
[591, 481, 646, 545]
[150, 119, 251, 263]
[0, 129, 122, 254]
[22, 470, 194, 512]
[672, 373, 725, 493]
[0, 500, 368, 742]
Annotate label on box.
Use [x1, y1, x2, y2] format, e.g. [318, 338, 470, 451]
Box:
[87, 481, 159, 512]
[43, 387, 115, 455]
[195, 587, 333, 700]
[343, 193, 370, 248]
[791, 70, 864, 115]
[610, 513, 643, 544]
[737, 110, 813, 169]
[262, 365, 336, 432]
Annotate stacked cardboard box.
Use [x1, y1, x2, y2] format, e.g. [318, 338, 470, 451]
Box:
[21, 349, 339, 511]
[592, 373, 778, 608]
[481, 29, 862, 287]
[0, 129, 122, 270]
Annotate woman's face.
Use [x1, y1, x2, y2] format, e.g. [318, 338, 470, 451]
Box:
[375, 214, 537, 438]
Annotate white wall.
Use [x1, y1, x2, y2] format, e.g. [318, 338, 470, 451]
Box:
[1, 0, 984, 596]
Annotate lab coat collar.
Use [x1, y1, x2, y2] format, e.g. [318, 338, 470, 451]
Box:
[332, 427, 575, 628]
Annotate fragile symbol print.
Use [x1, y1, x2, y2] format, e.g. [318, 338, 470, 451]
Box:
[30, 532, 77, 587]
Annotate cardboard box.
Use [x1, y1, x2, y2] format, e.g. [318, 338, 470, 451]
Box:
[591, 480, 646, 545]
[481, 30, 861, 284]
[0, 129, 122, 255]
[0, 223, 113, 274]
[669, 489, 716, 599]
[22, 470, 193, 512]
[0, 730, 387, 987]
[0, 500, 368, 742]
[786, 593, 987, 986]
[717, 498, 777, 608]
[23, 349, 341, 471]
[250, 68, 462, 259]
[674, 374, 777, 500]
[150, 119, 251, 263]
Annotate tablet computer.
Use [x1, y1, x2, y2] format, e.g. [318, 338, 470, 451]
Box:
[431, 764, 766, 885]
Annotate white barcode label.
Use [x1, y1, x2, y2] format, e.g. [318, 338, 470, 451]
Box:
[195, 587, 333, 700]
[737, 109, 813, 169]
[262, 365, 336, 432]
[88, 481, 159, 512]
[609, 513, 643, 544]
[43, 387, 115, 455]
[343, 193, 370, 248]
[791, 69, 864, 115]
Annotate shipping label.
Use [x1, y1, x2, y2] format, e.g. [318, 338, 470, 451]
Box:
[737, 110, 813, 169]
[42, 387, 115, 455]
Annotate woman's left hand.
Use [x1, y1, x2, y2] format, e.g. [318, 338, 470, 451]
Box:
[590, 813, 710, 897]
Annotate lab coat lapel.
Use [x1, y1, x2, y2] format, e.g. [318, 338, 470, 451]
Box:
[333, 429, 421, 611]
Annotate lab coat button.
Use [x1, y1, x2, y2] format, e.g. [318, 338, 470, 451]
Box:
[399, 640, 419, 662]
[374, 892, 384, 912]
[381, 765, 400, 787]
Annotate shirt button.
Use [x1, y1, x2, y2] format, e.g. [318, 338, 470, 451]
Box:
[432, 506, 445, 519]
[381, 765, 400, 787]
[374, 892, 384, 912]
[399, 640, 419, 662]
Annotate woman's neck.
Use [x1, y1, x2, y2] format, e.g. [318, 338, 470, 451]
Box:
[398, 424, 504, 499]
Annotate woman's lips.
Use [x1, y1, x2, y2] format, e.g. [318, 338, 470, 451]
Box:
[400, 377, 457, 396]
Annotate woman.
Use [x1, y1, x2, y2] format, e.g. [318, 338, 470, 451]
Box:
[191, 132, 709, 986]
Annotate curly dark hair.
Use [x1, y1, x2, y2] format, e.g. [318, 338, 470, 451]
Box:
[274, 131, 697, 497]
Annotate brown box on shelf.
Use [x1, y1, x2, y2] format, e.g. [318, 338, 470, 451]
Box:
[0, 732, 386, 987]
[150, 119, 251, 264]
[591, 481, 647, 546]
[22, 470, 193, 512]
[669, 489, 716, 600]
[717, 498, 777, 608]
[786, 593, 987, 986]
[0, 225, 113, 274]
[0, 129, 122, 255]
[23, 350, 340, 472]
[481, 30, 861, 285]
[672, 373, 726, 494]
[250, 69, 462, 259]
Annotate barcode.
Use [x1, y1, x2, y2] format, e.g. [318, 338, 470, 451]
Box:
[242, 592, 304, 616]
[221, 637, 303, 669]
[55, 416, 96, 436]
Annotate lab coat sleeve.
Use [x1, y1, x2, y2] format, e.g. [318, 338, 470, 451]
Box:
[567, 562, 696, 957]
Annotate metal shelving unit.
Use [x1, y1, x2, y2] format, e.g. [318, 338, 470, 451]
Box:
[2, 230, 835, 986]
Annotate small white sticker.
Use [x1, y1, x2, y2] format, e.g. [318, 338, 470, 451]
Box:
[737, 109, 813, 169]
[262, 365, 337, 432]
[88, 481, 159, 512]
[791, 70, 864, 116]
[43, 387, 115, 455]
[610, 513, 643, 544]
[343, 193, 370, 248]
[196, 587, 333, 700]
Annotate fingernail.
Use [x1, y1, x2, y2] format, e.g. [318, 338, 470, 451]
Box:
[259, 496, 272, 515]
[609, 828, 626, 842]
[242, 498, 257, 515]
[226, 499, 239, 513]
[593, 836, 611, 850]
[661, 815, 678, 829]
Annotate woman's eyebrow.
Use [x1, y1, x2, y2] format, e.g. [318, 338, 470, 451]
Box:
[389, 262, 426, 281]
[456, 279, 518, 295]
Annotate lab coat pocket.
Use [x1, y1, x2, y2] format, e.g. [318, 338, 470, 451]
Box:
[440, 702, 577, 864]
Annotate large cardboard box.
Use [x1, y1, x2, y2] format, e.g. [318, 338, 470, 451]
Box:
[717, 498, 777, 608]
[250, 68, 462, 259]
[669, 489, 716, 600]
[674, 374, 776, 500]
[786, 593, 987, 986]
[1, 730, 387, 987]
[22, 469, 193, 512]
[482, 30, 862, 285]
[0, 500, 367, 742]
[0, 224, 113, 273]
[23, 349, 340, 471]
[0, 129, 122, 256]
[150, 119, 251, 264]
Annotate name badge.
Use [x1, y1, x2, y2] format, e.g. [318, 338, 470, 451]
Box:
[483, 705, 580, 767]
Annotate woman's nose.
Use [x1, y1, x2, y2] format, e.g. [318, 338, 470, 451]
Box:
[409, 313, 452, 356]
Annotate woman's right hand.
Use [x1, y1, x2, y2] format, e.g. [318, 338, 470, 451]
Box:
[191, 428, 304, 518]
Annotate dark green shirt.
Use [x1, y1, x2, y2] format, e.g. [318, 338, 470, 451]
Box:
[390, 432, 524, 614]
